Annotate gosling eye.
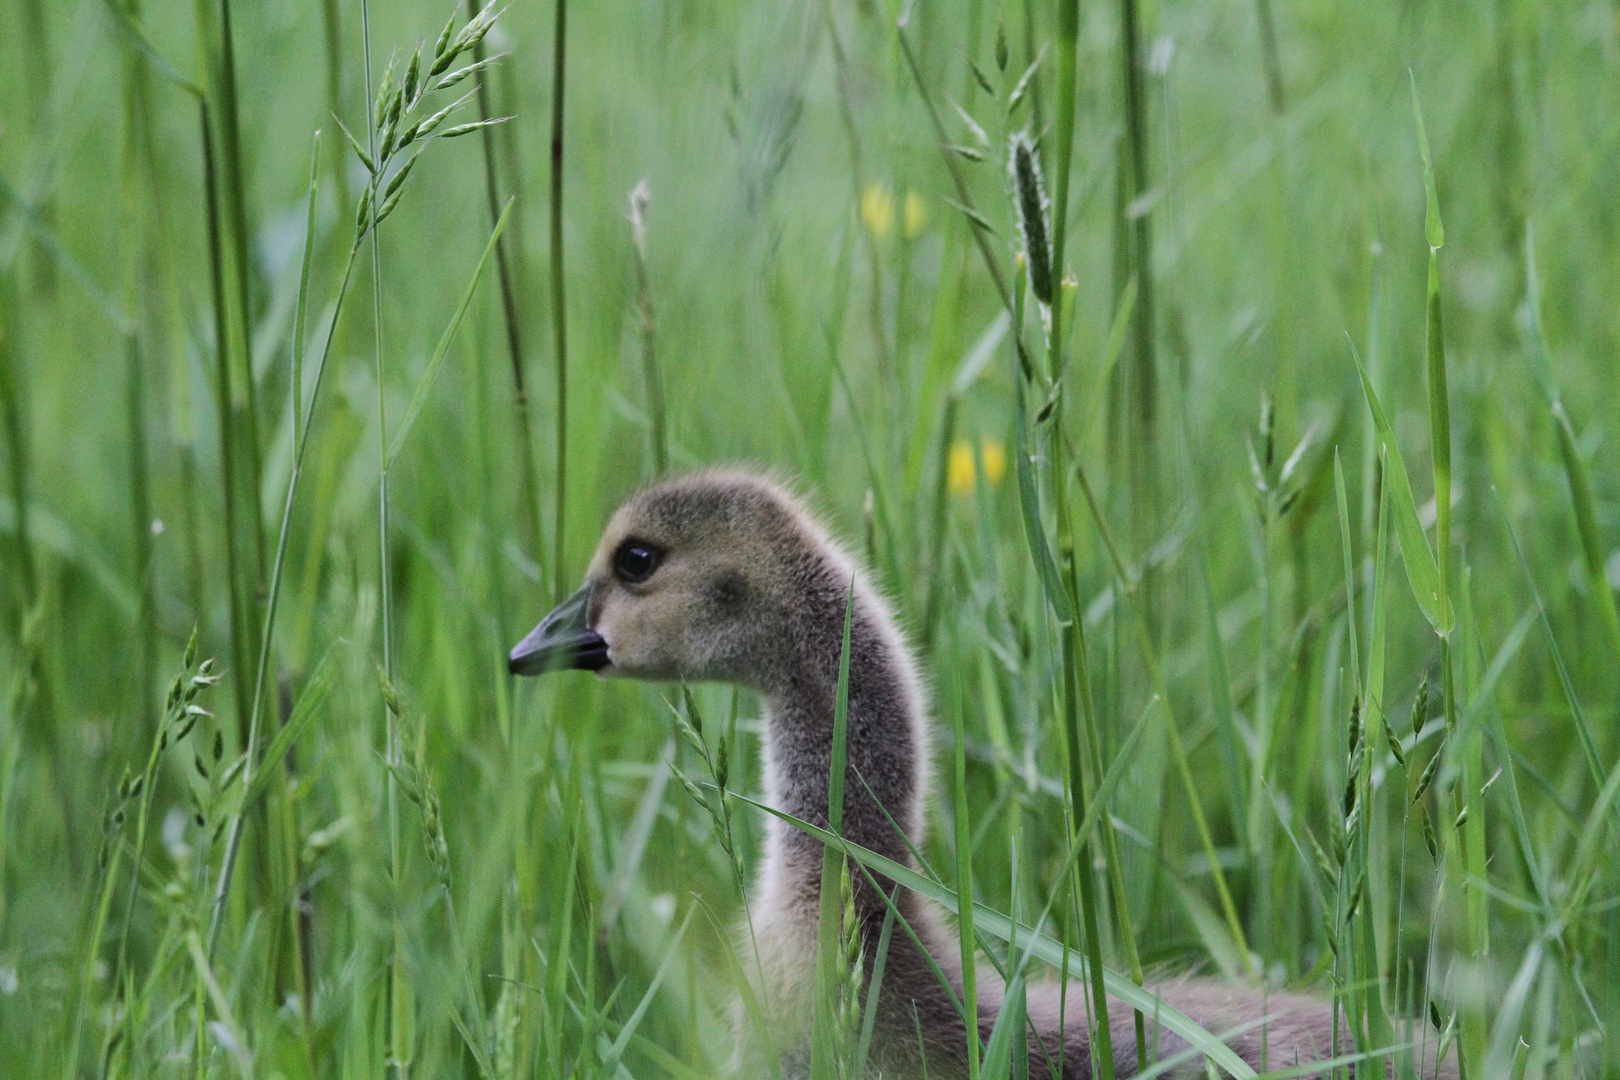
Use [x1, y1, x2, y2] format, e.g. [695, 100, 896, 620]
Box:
[613, 541, 661, 584]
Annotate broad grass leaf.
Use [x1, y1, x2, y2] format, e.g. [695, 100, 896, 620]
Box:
[1348, 340, 1449, 635]
[240, 640, 342, 812]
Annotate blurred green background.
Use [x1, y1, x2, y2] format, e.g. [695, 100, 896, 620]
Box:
[2, 0, 1619, 1075]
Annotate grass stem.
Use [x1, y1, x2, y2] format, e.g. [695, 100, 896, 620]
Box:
[628, 181, 667, 475]
[1118, 0, 1158, 570]
[208, 145, 354, 954]
[549, 0, 569, 603]
[357, 3, 409, 1074]
[466, 0, 547, 565]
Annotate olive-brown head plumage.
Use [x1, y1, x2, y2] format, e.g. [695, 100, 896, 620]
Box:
[510, 470, 851, 690]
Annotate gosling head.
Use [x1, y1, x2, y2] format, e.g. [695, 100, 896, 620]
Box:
[509, 470, 852, 690]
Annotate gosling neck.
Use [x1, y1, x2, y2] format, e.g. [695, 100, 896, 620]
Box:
[757, 579, 928, 879]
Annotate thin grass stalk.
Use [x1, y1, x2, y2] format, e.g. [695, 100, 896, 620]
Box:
[1064, 542, 1145, 1075]
[1389, 685, 1420, 1078]
[465, 0, 546, 563]
[141, 69, 208, 625]
[1524, 226, 1620, 671]
[1369, 476, 1403, 1080]
[1254, 0, 1285, 113]
[64, 827, 125, 1080]
[543, 796, 583, 1074]
[549, 0, 569, 603]
[895, 21, 1012, 313]
[119, 37, 156, 740]
[209, 138, 354, 953]
[0, 626, 25, 940]
[1413, 77, 1485, 1076]
[922, 394, 957, 638]
[907, 228, 967, 481]
[356, 4, 410, 1074]
[671, 690, 784, 1075]
[1007, 255, 1115, 1077]
[1069, 450, 1256, 973]
[811, 582, 857, 1080]
[1350, 451, 1395, 1078]
[1454, 578, 1490, 1077]
[197, 95, 256, 752]
[1072, 583, 1148, 1072]
[1039, 38, 1149, 1033]
[950, 614, 981, 1080]
[825, 12, 893, 422]
[116, 636, 213, 1002]
[1046, 0, 1078, 373]
[18, 0, 52, 285]
[1359, 238, 1383, 648]
[0, 281, 38, 623]
[272, 703, 316, 1068]
[1334, 454, 1364, 1076]
[321, 0, 346, 208]
[628, 181, 668, 475]
[292, 130, 319, 450]
[1118, 0, 1157, 563]
[190, 16, 273, 794]
[1357, 639, 1395, 1071]
[212, 0, 269, 607]
[1425, 252, 1451, 633]
[1253, 411, 1275, 957]
[1167, 363, 1246, 838]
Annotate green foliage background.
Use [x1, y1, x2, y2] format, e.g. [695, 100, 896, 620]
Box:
[1, 0, 1618, 1075]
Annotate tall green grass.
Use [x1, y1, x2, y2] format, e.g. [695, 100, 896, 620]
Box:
[2, 0, 1619, 1077]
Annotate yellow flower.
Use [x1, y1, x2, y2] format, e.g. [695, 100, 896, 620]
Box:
[861, 183, 894, 238]
[979, 437, 1007, 487]
[947, 440, 976, 495]
[948, 437, 1008, 495]
[903, 191, 927, 238]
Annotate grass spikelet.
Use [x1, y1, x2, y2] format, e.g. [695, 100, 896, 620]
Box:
[1008, 132, 1052, 308]
[629, 179, 668, 475]
[836, 859, 865, 1079]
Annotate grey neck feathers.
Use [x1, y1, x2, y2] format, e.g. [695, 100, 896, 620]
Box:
[758, 570, 925, 900]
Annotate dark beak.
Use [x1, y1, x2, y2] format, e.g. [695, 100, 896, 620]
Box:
[509, 584, 611, 675]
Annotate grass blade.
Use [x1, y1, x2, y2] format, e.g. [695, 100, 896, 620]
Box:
[950, 609, 981, 1080]
[1497, 495, 1611, 808]
[1347, 336, 1447, 635]
[600, 905, 695, 1072]
[1524, 225, 1620, 667]
[387, 198, 512, 465]
[238, 640, 341, 813]
[810, 578, 856, 1080]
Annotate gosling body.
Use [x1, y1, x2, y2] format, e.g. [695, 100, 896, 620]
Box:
[511, 469, 1449, 1079]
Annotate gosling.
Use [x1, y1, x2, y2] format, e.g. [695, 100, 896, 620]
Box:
[510, 469, 1443, 1079]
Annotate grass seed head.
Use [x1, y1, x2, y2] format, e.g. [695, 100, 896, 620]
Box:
[375, 54, 398, 129]
[1413, 746, 1442, 803]
[970, 60, 995, 97]
[436, 53, 504, 95]
[433, 7, 456, 61]
[630, 179, 651, 256]
[1384, 723, 1406, 767]
[1009, 132, 1052, 305]
[404, 47, 422, 104]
